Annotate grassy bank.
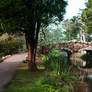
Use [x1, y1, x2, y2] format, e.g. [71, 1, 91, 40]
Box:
[3, 64, 76, 92]
[3, 64, 52, 92]
[3, 50, 78, 92]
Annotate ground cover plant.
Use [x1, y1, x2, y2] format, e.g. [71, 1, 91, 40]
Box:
[42, 50, 79, 92]
[3, 64, 77, 92]
[3, 64, 48, 92]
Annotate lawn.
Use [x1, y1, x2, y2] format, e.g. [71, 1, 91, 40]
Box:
[3, 64, 51, 92]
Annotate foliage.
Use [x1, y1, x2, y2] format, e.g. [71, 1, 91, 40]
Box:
[0, 40, 20, 54]
[41, 70, 80, 92]
[3, 65, 48, 92]
[0, 52, 5, 57]
[81, 54, 87, 61]
[81, 0, 92, 34]
[62, 16, 80, 41]
[39, 23, 64, 45]
[0, 33, 24, 55]
[0, 52, 5, 62]
[0, 0, 67, 71]
[3, 64, 72, 92]
[0, 57, 2, 63]
[50, 50, 60, 57]
[81, 53, 92, 68]
[0, 0, 67, 43]
[41, 69, 74, 92]
[43, 50, 68, 74]
[41, 55, 48, 61]
[55, 86, 69, 92]
[41, 49, 80, 92]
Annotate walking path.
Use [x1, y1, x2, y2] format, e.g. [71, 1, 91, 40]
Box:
[0, 53, 26, 92]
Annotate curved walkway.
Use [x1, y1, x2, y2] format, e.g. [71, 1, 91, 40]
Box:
[0, 53, 26, 92]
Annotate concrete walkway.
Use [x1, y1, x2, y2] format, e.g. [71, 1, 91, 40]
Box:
[0, 53, 26, 92]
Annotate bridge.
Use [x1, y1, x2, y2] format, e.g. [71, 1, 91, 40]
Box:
[41, 41, 91, 53]
[54, 41, 91, 64]
[40, 41, 92, 64]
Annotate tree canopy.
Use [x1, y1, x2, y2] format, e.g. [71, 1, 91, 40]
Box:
[0, 0, 67, 71]
[0, 0, 67, 33]
[81, 0, 92, 34]
[62, 16, 80, 41]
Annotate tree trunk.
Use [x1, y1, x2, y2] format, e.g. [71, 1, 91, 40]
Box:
[27, 38, 38, 71]
[25, 22, 41, 72]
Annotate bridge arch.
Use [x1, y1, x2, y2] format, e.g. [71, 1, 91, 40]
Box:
[60, 48, 73, 65]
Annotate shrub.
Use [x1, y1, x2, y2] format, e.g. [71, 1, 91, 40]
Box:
[41, 71, 74, 92]
[0, 52, 5, 57]
[56, 86, 69, 92]
[41, 55, 48, 61]
[0, 57, 2, 63]
[43, 50, 68, 75]
[0, 52, 5, 63]
[0, 40, 22, 54]
[42, 49, 79, 92]
[0, 33, 26, 55]
[81, 54, 92, 68]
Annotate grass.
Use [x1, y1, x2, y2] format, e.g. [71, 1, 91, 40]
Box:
[3, 64, 51, 92]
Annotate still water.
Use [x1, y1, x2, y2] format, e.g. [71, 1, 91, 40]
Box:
[85, 75, 92, 92]
[62, 50, 92, 92]
[70, 53, 92, 92]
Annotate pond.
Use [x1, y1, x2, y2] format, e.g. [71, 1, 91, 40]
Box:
[60, 50, 92, 92]
[85, 75, 92, 92]
[70, 52, 92, 92]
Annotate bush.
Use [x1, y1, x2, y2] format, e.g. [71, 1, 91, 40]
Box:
[41, 55, 48, 61]
[0, 57, 2, 63]
[81, 54, 92, 68]
[56, 86, 70, 92]
[41, 71, 74, 92]
[0, 52, 5, 57]
[0, 40, 22, 54]
[41, 49, 79, 92]
[43, 50, 68, 75]
[0, 33, 26, 55]
[0, 52, 5, 63]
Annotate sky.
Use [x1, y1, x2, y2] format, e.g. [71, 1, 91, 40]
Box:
[48, 0, 87, 31]
[64, 0, 87, 19]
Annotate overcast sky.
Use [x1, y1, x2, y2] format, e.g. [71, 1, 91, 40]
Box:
[64, 0, 87, 19]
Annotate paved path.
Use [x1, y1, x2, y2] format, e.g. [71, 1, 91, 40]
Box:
[0, 53, 26, 92]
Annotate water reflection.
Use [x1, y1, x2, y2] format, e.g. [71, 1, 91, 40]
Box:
[61, 50, 92, 92]
[87, 75, 92, 79]
[85, 75, 92, 92]
[70, 54, 92, 92]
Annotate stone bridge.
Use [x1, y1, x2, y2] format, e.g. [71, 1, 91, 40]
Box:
[54, 41, 91, 52]
[55, 41, 91, 64]
[40, 41, 92, 64]
[41, 41, 91, 53]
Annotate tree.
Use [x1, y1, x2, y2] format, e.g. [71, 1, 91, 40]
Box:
[62, 16, 80, 41]
[39, 23, 64, 46]
[0, 0, 67, 71]
[81, 0, 92, 34]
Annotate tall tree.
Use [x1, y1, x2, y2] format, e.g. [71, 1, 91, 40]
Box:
[0, 0, 67, 71]
[39, 23, 64, 45]
[81, 0, 92, 34]
[62, 16, 80, 41]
